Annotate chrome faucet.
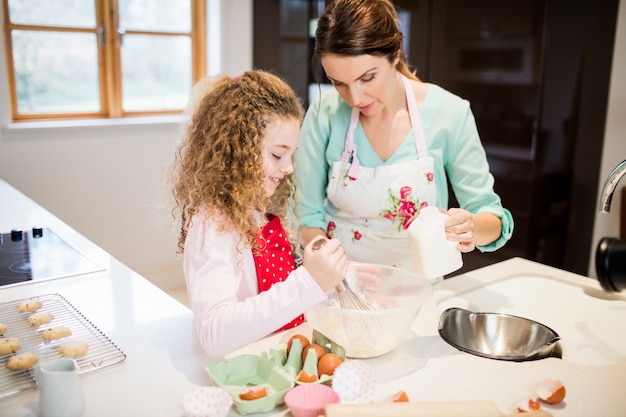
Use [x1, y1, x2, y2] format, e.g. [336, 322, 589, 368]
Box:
[596, 159, 626, 292]
[599, 159, 626, 213]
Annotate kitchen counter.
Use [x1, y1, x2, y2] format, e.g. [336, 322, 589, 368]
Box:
[1, 178, 625, 417]
[229, 260, 626, 417]
[0, 179, 211, 417]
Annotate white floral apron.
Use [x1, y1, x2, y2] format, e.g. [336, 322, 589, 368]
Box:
[325, 76, 437, 272]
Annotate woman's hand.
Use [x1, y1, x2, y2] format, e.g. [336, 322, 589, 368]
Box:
[302, 237, 348, 292]
[442, 208, 476, 253]
[442, 208, 502, 252]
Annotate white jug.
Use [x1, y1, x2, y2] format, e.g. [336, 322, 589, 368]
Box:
[408, 206, 463, 282]
[36, 358, 85, 417]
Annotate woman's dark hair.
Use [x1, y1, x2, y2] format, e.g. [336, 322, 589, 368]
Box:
[313, 0, 418, 81]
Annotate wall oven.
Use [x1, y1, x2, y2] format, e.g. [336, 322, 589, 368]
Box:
[449, 38, 536, 85]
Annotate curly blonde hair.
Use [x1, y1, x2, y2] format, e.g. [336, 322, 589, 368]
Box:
[171, 70, 304, 254]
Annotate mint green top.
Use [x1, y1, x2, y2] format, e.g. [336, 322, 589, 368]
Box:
[295, 83, 514, 252]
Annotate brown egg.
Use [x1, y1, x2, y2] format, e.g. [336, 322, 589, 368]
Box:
[302, 343, 327, 362]
[287, 334, 310, 353]
[536, 378, 566, 405]
[317, 353, 343, 376]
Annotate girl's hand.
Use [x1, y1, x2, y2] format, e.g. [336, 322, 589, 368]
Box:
[441, 208, 476, 253]
[303, 238, 348, 291]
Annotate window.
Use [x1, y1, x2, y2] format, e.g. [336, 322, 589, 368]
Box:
[1, 0, 206, 121]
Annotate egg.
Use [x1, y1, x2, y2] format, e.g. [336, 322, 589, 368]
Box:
[536, 378, 566, 405]
[287, 334, 310, 353]
[317, 353, 343, 376]
[302, 343, 327, 362]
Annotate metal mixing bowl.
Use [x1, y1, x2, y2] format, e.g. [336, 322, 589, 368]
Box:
[438, 307, 561, 361]
[306, 263, 432, 359]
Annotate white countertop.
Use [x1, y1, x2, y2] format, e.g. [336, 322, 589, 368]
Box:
[0, 179, 211, 417]
[1, 178, 625, 417]
[231, 260, 626, 417]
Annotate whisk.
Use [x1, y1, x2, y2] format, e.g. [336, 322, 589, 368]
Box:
[311, 238, 384, 355]
[311, 238, 375, 311]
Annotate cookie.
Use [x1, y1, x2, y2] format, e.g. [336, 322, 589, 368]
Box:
[0, 323, 7, 334]
[7, 352, 38, 371]
[18, 300, 42, 313]
[0, 337, 21, 355]
[42, 326, 72, 342]
[27, 311, 55, 327]
[59, 341, 89, 358]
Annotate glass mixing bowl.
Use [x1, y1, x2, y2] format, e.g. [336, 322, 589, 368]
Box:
[305, 263, 432, 358]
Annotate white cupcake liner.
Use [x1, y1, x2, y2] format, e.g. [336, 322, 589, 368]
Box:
[181, 386, 233, 417]
[331, 360, 375, 403]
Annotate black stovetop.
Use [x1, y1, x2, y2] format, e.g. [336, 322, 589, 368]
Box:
[0, 228, 103, 286]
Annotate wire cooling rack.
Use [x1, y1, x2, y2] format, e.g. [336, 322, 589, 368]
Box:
[0, 293, 126, 400]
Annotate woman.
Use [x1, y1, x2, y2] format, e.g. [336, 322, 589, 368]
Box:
[295, 0, 513, 279]
[171, 70, 347, 359]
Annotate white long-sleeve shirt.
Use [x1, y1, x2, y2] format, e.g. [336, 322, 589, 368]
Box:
[183, 211, 327, 360]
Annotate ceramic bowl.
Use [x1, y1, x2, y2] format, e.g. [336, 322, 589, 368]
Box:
[305, 263, 432, 358]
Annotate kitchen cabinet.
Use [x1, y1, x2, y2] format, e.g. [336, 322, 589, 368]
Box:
[253, 0, 618, 275]
[395, 0, 575, 273]
[253, 0, 327, 105]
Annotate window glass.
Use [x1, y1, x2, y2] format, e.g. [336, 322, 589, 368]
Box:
[119, 0, 191, 32]
[3, 0, 203, 120]
[121, 35, 191, 111]
[12, 31, 100, 113]
[7, 0, 96, 28]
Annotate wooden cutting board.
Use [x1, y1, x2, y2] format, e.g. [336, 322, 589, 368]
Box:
[324, 401, 553, 417]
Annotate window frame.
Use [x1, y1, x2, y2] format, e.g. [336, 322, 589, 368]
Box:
[1, 0, 206, 122]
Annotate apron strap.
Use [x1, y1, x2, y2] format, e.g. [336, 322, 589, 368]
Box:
[402, 75, 428, 158]
[342, 108, 361, 179]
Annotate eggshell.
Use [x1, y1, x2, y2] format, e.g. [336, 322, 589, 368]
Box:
[516, 397, 541, 412]
[536, 378, 566, 405]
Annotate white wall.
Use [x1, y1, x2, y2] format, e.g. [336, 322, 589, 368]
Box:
[589, 0, 626, 276]
[0, 0, 253, 293]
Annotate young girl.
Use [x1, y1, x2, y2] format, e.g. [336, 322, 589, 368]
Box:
[171, 70, 347, 360]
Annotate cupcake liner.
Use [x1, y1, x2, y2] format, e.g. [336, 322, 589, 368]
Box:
[284, 384, 340, 417]
[181, 386, 233, 417]
[331, 360, 375, 403]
